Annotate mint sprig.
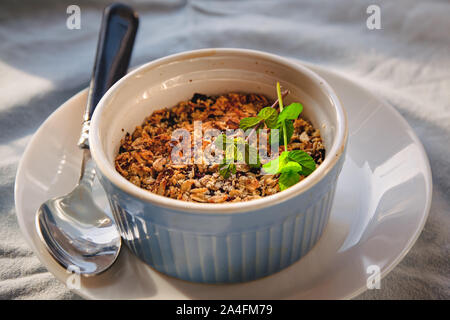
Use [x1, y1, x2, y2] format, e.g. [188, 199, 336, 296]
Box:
[215, 82, 317, 192]
[263, 82, 316, 190]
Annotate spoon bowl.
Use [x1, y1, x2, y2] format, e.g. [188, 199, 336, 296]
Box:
[36, 151, 121, 275]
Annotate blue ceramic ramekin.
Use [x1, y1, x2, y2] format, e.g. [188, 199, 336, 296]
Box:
[90, 48, 348, 283]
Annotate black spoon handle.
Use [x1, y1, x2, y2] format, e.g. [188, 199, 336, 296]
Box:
[78, 3, 139, 149]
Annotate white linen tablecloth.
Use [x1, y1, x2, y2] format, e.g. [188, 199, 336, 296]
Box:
[0, 0, 448, 299]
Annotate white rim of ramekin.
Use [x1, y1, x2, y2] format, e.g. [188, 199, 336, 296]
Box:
[90, 48, 348, 214]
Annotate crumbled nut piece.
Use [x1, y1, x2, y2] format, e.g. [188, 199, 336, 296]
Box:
[191, 194, 207, 202]
[153, 158, 166, 172]
[246, 178, 260, 193]
[172, 164, 187, 169]
[174, 172, 185, 181]
[299, 131, 310, 143]
[229, 189, 241, 197]
[190, 187, 208, 194]
[180, 180, 194, 192]
[156, 179, 167, 195]
[129, 175, 141, 187]
[208, 194, 228, 203]
[236, 164, 250, 172]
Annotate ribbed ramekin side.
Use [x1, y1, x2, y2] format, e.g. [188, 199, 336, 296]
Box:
[109, 181, 337, 283]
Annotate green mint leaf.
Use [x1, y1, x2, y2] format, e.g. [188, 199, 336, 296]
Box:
[284, 121, 294, 144]
[287, 150, 316, 175]
[219, 163, 236, 179]
[257, 107, 279, 129]
[224, 143, 245, 163]
[262, 157, 280, 174]
[239, 117, 262, 131]
[274, 121, 294, 145]
[279, 150, 289, 164]
[269, 127, 280, 147]
[234, 137, 246, 145]
[214, 134, 234, 150]
[245, 144, 261, 168]
[279, 171, 300, 191]
[219, 165, 231, 178]
[214, 134, 226, 150]
[280, 161, 302, 173]
[235, 146, 244, 162]
[262, 151, 289, 174]
[224, 145, 235, 162]
[278, 103, 303, 122]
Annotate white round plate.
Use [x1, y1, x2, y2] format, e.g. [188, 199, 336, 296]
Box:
[14, 62, 432, 299]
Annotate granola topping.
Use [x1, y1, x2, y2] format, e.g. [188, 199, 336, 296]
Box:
[115, 93, 325, 203]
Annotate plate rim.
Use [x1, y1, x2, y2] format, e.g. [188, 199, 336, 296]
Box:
[14, 61, 433, 300]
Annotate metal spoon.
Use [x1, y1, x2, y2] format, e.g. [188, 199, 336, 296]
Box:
[36, 3, 139, 276]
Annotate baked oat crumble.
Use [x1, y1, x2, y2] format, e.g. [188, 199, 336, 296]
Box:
[115, 93, 325, 203]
